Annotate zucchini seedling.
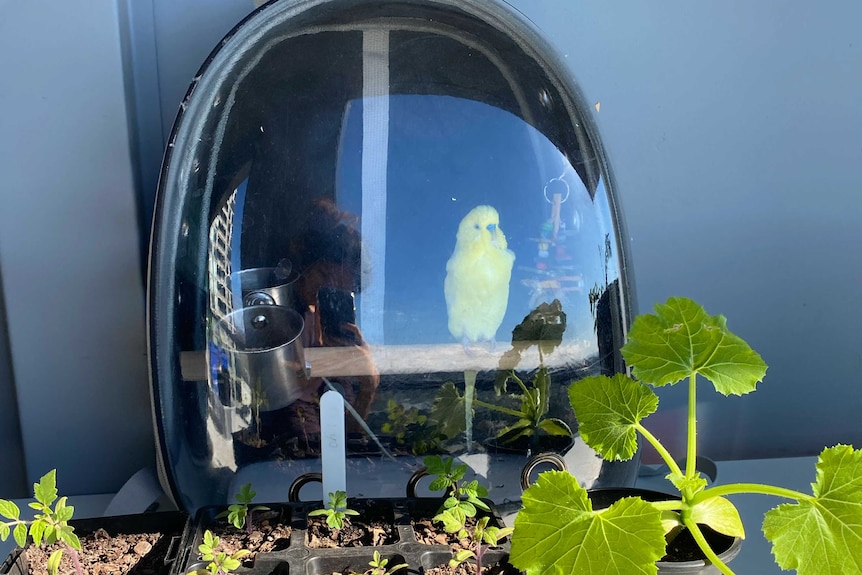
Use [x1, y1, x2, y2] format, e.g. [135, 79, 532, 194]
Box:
[510, 297, 862, 575]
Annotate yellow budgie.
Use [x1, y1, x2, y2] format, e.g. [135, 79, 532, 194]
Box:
[444, 205, 515, 450]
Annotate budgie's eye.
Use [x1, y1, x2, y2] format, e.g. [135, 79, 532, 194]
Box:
[486, 223, 496, 231]
[474, 224, 480, 230]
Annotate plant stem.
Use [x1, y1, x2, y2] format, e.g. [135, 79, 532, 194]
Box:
[681, 517, 735, 575]
[62, 542, 84, 575]
[634, 423, 684, 478]
[465, 370, 477, 451]
[510, 372, 530, 396]
[649, 500, 684, 512]
[686, 373, 697, 478]
[472, 399, 525, 418]
[695, 483, 813, 503]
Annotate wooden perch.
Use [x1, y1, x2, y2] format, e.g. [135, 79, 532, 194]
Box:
[179, 341, 592, 381]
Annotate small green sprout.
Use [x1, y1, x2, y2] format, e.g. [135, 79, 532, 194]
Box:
[382, 399, 445, 455]
[308, 491, 359, 530]
[216, 483, 270, 534]
[197, 529, 250, 575]
[436, 514, 512, 575]
[0, 470, 83, 575]
[365, 550, 408, 575]
[423, 455, 489, 522]
[426, 455, 509, 575]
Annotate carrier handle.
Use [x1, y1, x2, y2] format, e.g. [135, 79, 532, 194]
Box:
[520, 452, 567, 490]
[288, 472, 323, 502]
[406, 467, 430, 499]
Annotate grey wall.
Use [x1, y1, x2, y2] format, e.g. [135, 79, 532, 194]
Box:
[0, 0, 154, 496]
[510, 0, 862, 460]
[0, 0, 859, 500]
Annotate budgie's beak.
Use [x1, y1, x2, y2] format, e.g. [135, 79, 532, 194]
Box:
[486, 222, 504, 248]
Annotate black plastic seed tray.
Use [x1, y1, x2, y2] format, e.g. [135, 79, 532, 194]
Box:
[0, 511, 189, 575]
[176, 498, 514, 575]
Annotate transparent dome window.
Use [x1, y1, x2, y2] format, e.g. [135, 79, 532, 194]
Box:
[150, 0, 635, 511]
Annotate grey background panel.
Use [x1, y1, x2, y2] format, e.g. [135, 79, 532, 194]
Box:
[0, 0, 154, 495]
[152, 0, 253, 138]
[0, 0, 859, 499]
[508, 0, 862, 460]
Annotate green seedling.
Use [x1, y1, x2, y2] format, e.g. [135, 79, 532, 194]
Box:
[510, 297, 862, 575]
[423, 455, 490, 523]
[432, 300, 573, 450]
[478, 366, 573, 447]
[308, 491, 359, 530]
[425, 462, 511, 575]
[363, 550, 408, 575]
[483, 300, 572, 447]
[0, 470, 83, 575]
[197, 530, 250, 575]
[382, 399, 446, 455]
[435, 514, 512, 575]
[216, 483, 270, 534]
[382, 399, 426, 444]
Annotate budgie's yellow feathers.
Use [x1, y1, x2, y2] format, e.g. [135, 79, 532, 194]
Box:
[444, 205, 516, 346]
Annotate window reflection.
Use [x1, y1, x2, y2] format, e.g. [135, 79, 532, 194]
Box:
[203, 90, 618, 462]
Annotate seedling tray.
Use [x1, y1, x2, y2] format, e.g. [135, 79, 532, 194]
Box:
[177, 498, 515, 575]
[0, 511, 189, 575]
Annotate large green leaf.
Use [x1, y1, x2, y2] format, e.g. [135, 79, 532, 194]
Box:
[534, 367, 552, 417]
[497, 420, 533, 444]
[510, 471, 666, 575]
[430, 382, 466, 439]
[763, 444, 862, 575]
[510, 299, 567, 357]
[537, 418, 573, 437]
[568, 374, 658, 461]
[621, 297, 767, 395]
[496, 300, 567, 391]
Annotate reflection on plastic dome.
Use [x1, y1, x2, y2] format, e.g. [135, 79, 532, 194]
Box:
[154, 0, 634, 509]
[206, 94, 619, 462]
